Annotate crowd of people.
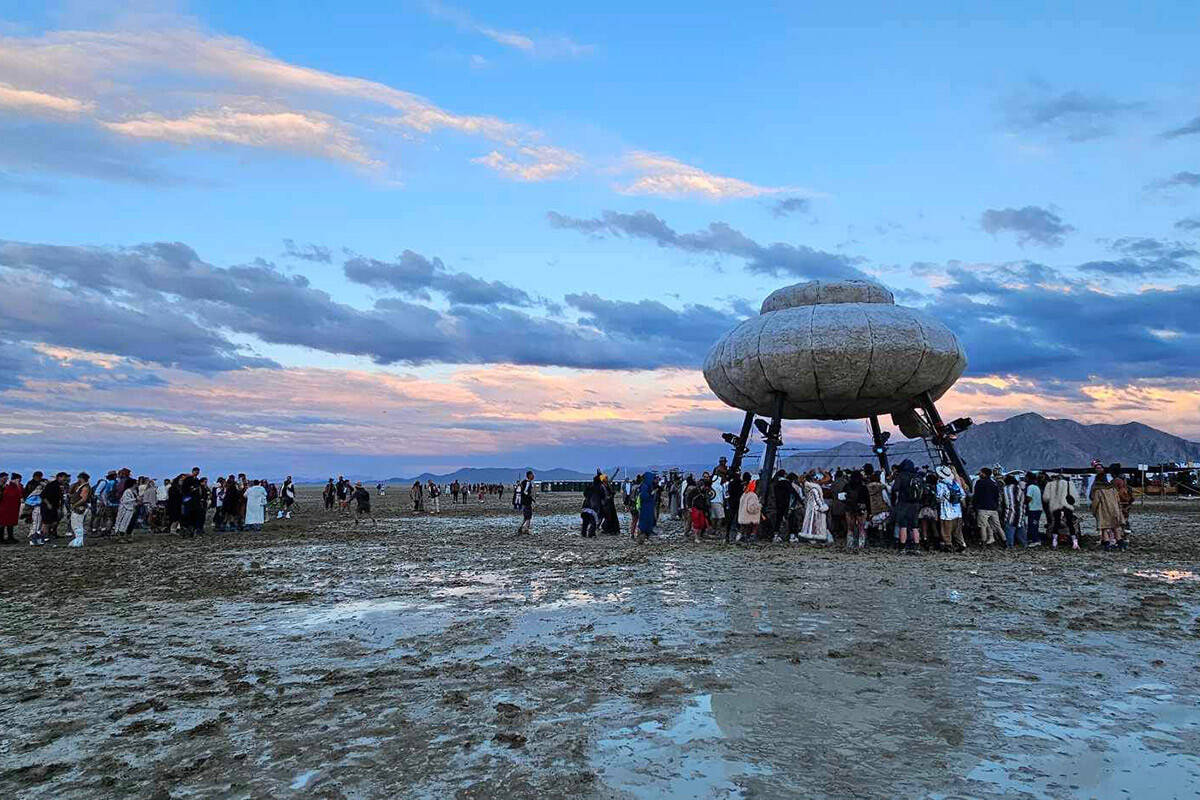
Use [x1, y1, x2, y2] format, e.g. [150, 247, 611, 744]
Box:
[2, 458, 1137, 553]
[608, 457, 1136, 552]
[0, 468, 298, 546]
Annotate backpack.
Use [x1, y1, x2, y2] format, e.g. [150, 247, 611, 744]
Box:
[946, 481, 963, 504]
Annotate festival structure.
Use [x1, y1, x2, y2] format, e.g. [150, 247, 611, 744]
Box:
[703, 278, 971, 495]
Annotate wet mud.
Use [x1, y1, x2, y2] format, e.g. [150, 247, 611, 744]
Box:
[2, 491, 1199, 799]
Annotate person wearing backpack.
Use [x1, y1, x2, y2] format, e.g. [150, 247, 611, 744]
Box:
[890, 459, 923, 554]
[936, 465, 967, 552]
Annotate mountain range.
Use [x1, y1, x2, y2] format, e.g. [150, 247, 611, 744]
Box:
[780, 412, 1200, 473]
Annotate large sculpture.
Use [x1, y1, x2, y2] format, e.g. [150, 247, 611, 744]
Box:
[703, 279, 971, 499]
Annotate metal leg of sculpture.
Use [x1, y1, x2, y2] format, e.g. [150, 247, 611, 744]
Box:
[728, 410, 755, 477]
[726, 410, 755, 543]
[756, 394, 785, 526]
[869, 415, 890, 474]
[916, 392, 969, 481]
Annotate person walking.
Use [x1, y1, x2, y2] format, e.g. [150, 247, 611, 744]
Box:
[799, 470, 830, 543]
[1109, 464, 1134, 550]
[353, 481, 375, 525]
[1044, 473, 1079, 550]
[581, 475, 605, 538]
[935, 465, 967, 553]
[843, 470, 869, 550]
[516, 471, 536, 535]
[280, 477, 295, 519]
[636, 471, 658, 544]
[410, 481, 424, 513]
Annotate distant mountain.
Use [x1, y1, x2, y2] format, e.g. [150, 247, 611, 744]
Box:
[955, 412, 1200, 470]
[384, 466, 593, 485]
[781, 413, 1200, 473]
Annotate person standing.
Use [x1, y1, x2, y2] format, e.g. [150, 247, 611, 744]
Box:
[114, 479, 139, 536]
[636, 471, 658, 544]
[1001, 474, 1026, 547]
[1110, 463, 1133, 550]
[935, 465, 967, 553]
[516, 471, 536, 535]
[0, 472, 21, 544]
[708, 475, 726, 534]
[222, 475, 243, 532]
[799, 470, 830, 543]
[411, 481, 424, 512]
[1089, 466, 1125, 551]
[1024, 472, 1044, 546]
[890, 460, 923, 554]
[68, 472, 91, 548]
[243, 480, 267, 531]
[1044, 473, 1079, 550]
[843, 470, 869, 550]
[323, 479, 335, 510]
[736, 477, 762, 544]
[23, 471, 46, 545]
[428, 481, 441, 514]
[972, 468, 1004, 546]
[581, 475, 604, 538]
[38, 473, 68, 545]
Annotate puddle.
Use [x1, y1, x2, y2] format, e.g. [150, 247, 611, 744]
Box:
[291, 599, 459, 643]
[290, 769, 319, 790]
[592, 694, 765, 799]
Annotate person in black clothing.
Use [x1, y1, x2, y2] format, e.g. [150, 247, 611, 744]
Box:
[222, 475, 243, 532]
[280, 476, 295, 519]
[972, 467, 1003, 546]
[890, 459, 924, 554]
[38, 472, 68, 543]
[724, 471, 743, 540]
[323, 479, 335, 510]
[353, 481, 374, 525]
[844, 470, 870, 549]
[770, 469, 792, 543]
[580, 475, 605, 537]
[516, 471, 535, 535]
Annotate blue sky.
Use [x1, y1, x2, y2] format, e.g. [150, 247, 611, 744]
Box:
[1, 0, 1198, 477]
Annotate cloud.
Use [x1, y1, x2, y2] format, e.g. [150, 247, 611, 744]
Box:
[471, 144, 582, 182]
[1176, 216, 1200, 232]
[771, 196, 811, 217]
[1003, 87, 1144, 141]
[0, 82, 91, 115]
[925, 263, 1200, 382]
[614, 151, 790, 200]
[0, 237, 746, 373]
[1161, 115, 1200, 139]
[0, 120, 187, 185]
[1148, 170, 1200, 190]
[424, 1, 593, 59]
[102, 108, 379, 167]
[565, 293, 740, 352]
[0, 25, 563, 178]
[548, 209, 867, 280]
[980, 206, 1074, 248]
[344, 250, 533, 306]
[282, 240, 332, 263]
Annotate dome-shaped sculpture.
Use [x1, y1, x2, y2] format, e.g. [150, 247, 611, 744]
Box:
[703, 279, 966, 421]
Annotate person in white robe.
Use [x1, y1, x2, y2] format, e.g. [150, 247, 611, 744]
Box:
[800, 471, 831, 542]
[114, 485, 139, 535]
[243, 481, 268, 530]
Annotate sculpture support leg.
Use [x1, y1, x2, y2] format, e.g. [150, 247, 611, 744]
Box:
[756, 393, 786, 510]
[917, 392, 969, 481]
[869, 415, 890, 474]
[728, 410, 755, 477]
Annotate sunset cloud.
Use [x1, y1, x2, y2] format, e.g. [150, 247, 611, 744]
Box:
[615, 151, 790, 200]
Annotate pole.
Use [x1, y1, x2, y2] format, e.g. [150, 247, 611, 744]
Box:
[728, 410, 755, 477]
[916, 392, 969, 481]
[757, 393, 786, 507]
[869, 415, 890, 473]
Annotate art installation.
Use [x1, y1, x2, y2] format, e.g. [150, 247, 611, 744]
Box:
[703, 278, 971, 494]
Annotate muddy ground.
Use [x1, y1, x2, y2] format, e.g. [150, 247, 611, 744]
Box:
[2, 488, 1199, 800]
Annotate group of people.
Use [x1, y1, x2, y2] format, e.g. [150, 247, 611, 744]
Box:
[0, 468, 296, 546]
[322, 477, 376, 523]
[609, 457, 1136, 552]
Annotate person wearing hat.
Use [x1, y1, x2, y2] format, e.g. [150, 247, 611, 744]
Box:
[935, 465, 967, 552]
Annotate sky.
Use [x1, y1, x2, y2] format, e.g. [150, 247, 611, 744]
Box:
[1, 0, 1199, 478]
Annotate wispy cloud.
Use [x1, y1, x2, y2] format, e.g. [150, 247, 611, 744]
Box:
[615, 151, 790, 200]
[1147, 170, 1200, 191]
[1001, 85, 1145, 142]
[0, 82, 91, 115]
[1161, 115, 1200, 139]
[102, 108, 380, 167]
[424, 1, 593, 59]
[471, 145, 582, 182]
